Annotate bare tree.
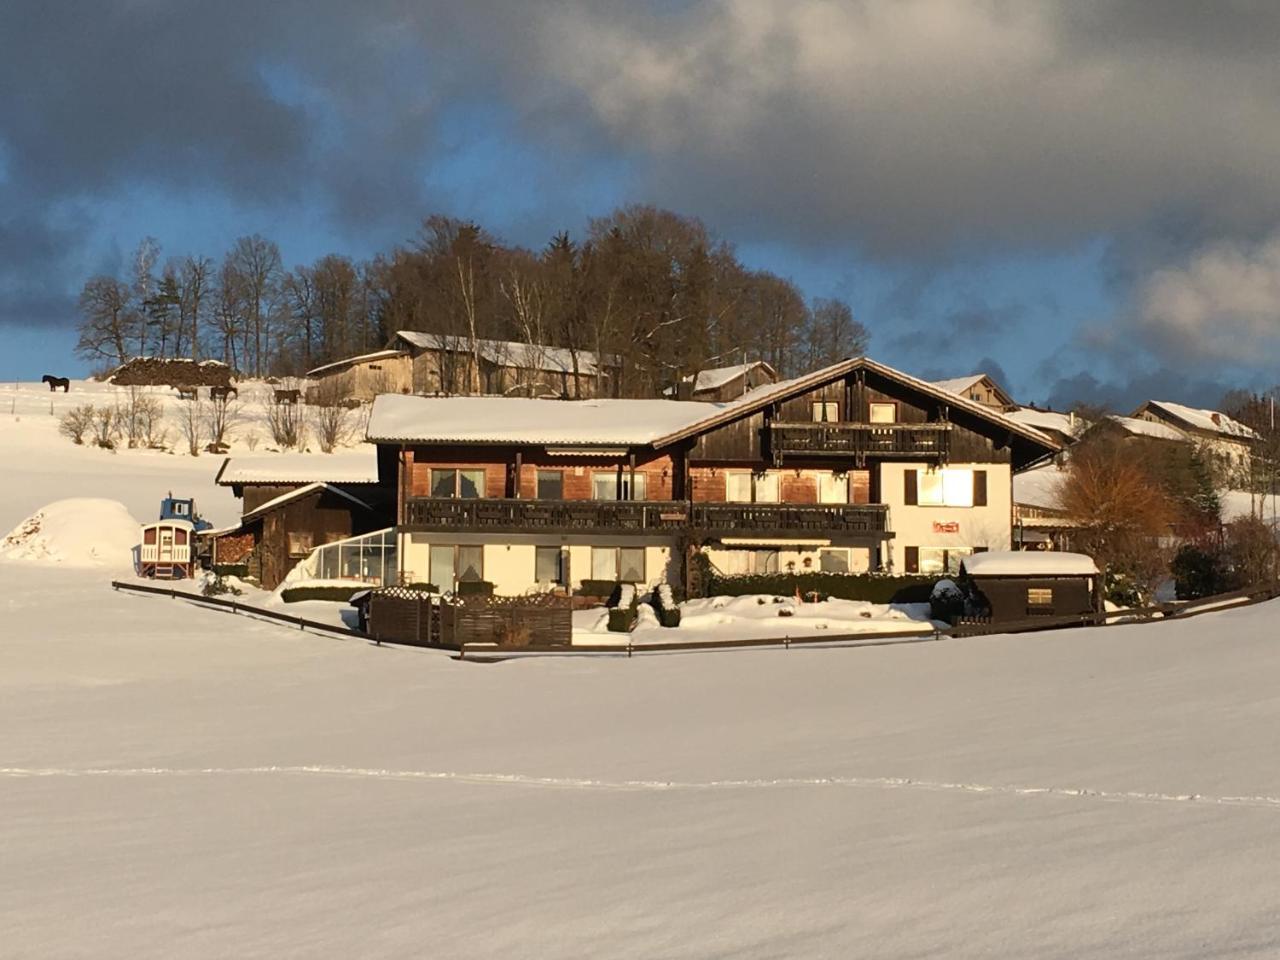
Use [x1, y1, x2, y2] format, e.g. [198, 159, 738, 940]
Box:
[92, 406, 119, 451]
[59, 405, 96, 445]
[75, 277, 135, 368]
[203, 393, 243, 450]
[179, 255, 212, 361]
[178, 396, 205, 456]
[115, 387, 164, 449]
[309, 379, 353, 453]
[262, 394, 304, 449]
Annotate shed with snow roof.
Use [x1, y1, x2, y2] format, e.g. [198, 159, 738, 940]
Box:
[957, 550, 1101, 624]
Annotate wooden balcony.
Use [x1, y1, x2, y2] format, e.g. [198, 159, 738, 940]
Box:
[403, 497, 890, 537]
[769, 421, 951, 461]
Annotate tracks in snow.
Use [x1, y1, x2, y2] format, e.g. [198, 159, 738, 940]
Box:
[3, 765, 1280, 811]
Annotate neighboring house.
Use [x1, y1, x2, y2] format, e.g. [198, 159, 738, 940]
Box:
[1012, 462, 1078, 551]
[676, 361, 779, 402]
[1130, 400, 1256, 483]
[364, 356, 1060, 594]
[1006, 406, 1085, 449]
[931, 374, 1016, 411]
[210, 452, 392, 589]
[303, 331, 619, 403]
[390, 331, 616, 399]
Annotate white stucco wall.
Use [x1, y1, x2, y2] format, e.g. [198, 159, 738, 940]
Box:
[703, 545, 872, 576]
[878, 462, 1012, 573]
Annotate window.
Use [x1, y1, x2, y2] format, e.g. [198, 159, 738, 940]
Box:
[172, 502, 189, 516]
[819, 548, 850, 573]
[868, 402, 896, 424]
[430, 468, 485, 499]
[429, 544, 484, 589]
[592, 471, 647, 501]
[536, 470, 564, 500]
[817, 473, 848, 504]
[1024, 591, 1054, 611]
[754, 472, 780, 503]
[288, 532, 314, 557]
[175, 529, 188, 546]
[905, 546, 972, 575]
[535, 546, 565, 585]
[915, 468, 975, 507]
[591, 546, 646, 582]
[726, 472, 753, 503]
[812, 400, 839, 422]
[143, 528, 157, 545]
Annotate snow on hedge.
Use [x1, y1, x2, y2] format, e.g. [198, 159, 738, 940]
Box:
[0, 498, 139, 567]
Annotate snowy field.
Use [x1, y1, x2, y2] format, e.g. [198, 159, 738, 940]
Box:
[5, 379, 1280, 957]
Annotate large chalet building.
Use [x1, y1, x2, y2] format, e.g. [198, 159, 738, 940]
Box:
[365, 357, 1059, 593]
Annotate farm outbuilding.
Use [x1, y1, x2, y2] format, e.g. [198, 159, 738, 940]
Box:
[957, 551, 1101, 624]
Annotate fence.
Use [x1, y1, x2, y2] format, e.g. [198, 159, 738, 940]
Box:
[111, 578, 1279, 662]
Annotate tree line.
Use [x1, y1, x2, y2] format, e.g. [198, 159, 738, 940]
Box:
[75, 205, 869, 397]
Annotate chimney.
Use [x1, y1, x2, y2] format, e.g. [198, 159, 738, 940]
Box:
[676, 380, 695, 401]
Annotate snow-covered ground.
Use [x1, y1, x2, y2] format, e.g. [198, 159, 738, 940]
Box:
[574, 594, 936, 645]
[6, 378, 1280, 957]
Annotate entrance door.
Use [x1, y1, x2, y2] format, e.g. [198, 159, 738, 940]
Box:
[159, 529, 174, 562]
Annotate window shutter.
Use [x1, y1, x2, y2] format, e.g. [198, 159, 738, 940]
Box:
[973, 470, 987, 506]
[904, 546, 919, 574]
[904, 470, 918, 505]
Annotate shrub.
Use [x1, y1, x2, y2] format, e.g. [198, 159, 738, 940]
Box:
[402, 581, 439, 593]
[59, 404, 96, 445]
[651, 583, 681, 628]
[202, 573, 243, 597]
[607, 583, 639, 632]
[212, 563, 249, 579]
[456, 579, 495, 597]
[1171, 544, 1227, 600]
[280, 585, 363, 603]
[91, 405, 118, 450]
[704, 572, 936, 604]
[928, 578, 967, 623]
[577, 579, 619, 599]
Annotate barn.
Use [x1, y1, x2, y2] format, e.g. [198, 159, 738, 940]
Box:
[211, 452, 393, 589]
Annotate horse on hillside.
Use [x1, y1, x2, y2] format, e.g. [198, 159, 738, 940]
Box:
[210, 385, 239, 402]
[41, 375, 70, 392]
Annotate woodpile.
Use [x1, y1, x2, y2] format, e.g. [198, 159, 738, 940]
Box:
[109, 358, 232, 388]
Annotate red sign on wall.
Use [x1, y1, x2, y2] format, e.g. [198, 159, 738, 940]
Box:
[932, 521, 960, 534]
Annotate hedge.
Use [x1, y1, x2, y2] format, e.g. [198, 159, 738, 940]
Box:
[577, 579, 621, 599]
[280, 585, 363, 603]
[651, 583, 681, 628]
[607, 583, 638, 632]
[212, 563, 249, 578]
[704, 572, 936, 605]
[456, 579, 495, 597]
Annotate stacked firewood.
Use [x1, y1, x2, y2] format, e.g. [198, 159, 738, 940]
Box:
[109, 358, 233, 387]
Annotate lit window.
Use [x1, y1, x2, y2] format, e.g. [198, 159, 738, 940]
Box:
[753, 472, 780, 503]
[1027, 587, 1053, 608]
[812, 401, 839, 422]
[818, 473, 848, 504]
[726, 472, 753, 502]
[868, 402, 896, 424]
[288, 532, 314, 557]
[917, 468, 974, 507]
[590, 546, 647, 582]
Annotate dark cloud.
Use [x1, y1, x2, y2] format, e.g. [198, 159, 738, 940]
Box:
[1042, 369, 1254, 414]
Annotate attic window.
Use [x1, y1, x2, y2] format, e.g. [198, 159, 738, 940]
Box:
[811, 401, 839, 422]
[869, 402, 896, 424]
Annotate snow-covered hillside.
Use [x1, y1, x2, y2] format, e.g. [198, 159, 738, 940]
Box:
[4, 378, 1280, 958]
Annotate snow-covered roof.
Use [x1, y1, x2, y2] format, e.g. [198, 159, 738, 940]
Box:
[305, 349, 405, 378]
[215, 450, 380, 486]
[1139, 401, 1257, 441]
[393, 331, 615, 377]
[1104, 415, 1189, 442]
[962, 551, 1098, 577]
[931, 375, 987, 396]
[1007, 407, 1081, 436]
[241, 483, 374, 521]
[1013, 464, 1067, 510]
[689, 361, 776, 393]
[366, 356, 1062, 453]
[367, 394, 720, 446]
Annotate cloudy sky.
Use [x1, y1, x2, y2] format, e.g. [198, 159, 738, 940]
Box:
[3, 0, 1279, 408]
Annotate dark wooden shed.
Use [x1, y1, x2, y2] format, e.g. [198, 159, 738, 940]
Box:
[958, 551, 1101, 624]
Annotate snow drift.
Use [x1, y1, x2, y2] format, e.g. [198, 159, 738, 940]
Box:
[0, 498, 139, 567]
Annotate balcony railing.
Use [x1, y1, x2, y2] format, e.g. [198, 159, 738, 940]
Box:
[403, 497, 890, 537]
[770, 421, 951, 459]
